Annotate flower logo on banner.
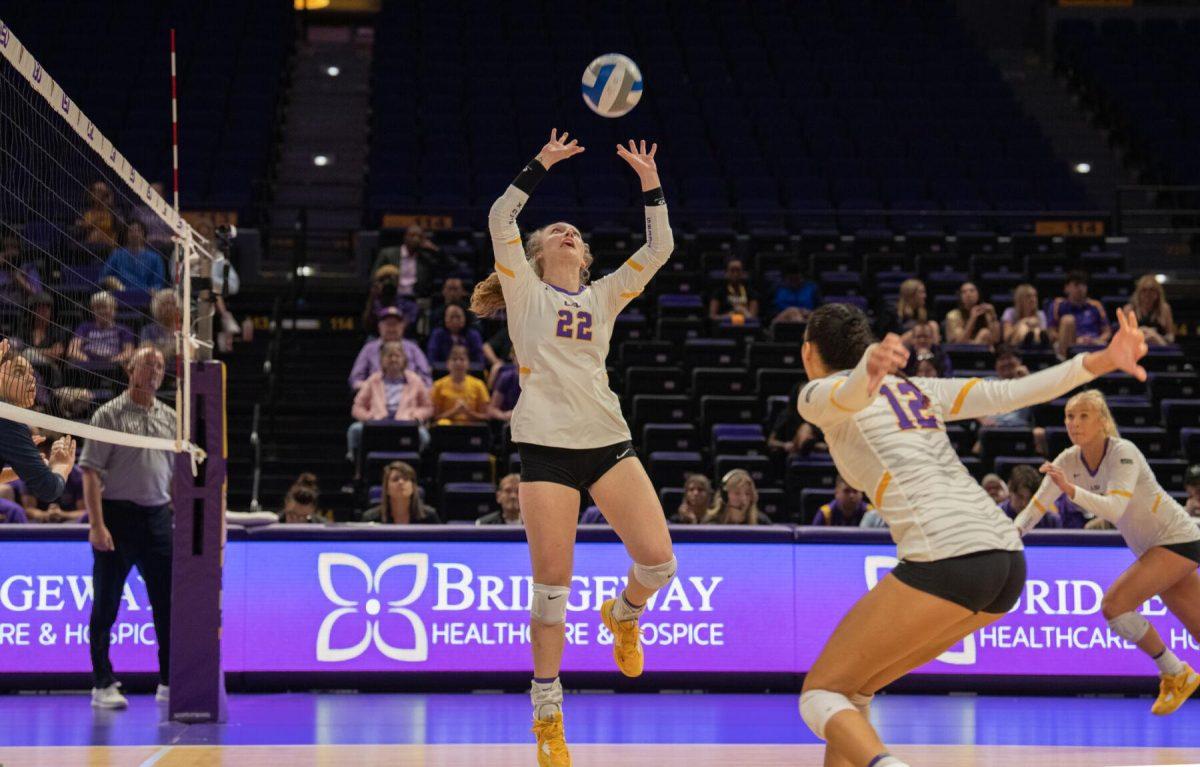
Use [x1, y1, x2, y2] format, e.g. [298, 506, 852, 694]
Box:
[863, 555, 977, 666]
[316, 552, 429, 663]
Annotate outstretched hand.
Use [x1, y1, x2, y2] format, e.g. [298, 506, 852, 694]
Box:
[1103, 307, 1149, 382]
[616, 139, 660, 191]
[866, 334, 909, 392]
[536, 129, 584, 169]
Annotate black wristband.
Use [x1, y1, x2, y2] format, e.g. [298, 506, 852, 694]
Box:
[643, 187, 666, 206]
[512, 158, 548, 195]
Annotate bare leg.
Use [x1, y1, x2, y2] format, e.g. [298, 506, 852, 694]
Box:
[1161, 570, 1200, 644]
[1102, 547, 1198, 661]
[588, 456, 674, 605]
[521, 481, 581, 679]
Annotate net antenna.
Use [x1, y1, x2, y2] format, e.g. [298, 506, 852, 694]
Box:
[0, 17, 214, 462]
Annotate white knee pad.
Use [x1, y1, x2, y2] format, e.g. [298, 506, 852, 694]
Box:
[1108, 611, 1150, 643]
[531, 583, 571, 625]
[630, 556, 677, 591]
[849, 691, 874, 717]
[799, 689, 856, 740]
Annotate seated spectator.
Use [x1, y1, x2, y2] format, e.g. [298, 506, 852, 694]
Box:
[1047, 270, 1110, 357]
[10, 431, 86, 523]
[708, 258, 759, 322]
[280, 474, 324, 524]
[768, 381, 825, 458]
[811, 475, 872, 526]
[76, 180, 120, 251]
[476, 473, 522, 525]
[903, 321, 952, 378]
[998, 464, 1061, 528]
[703, 469, 769, 525]
[974, 346, 1047, 456]
[770, 259, 820, 324]
[19, 293, 66, 387]
[361, 264, 420, 337]
[981, 473, 1008, 504]
[671, 474, 714, 524]
[1124, 274, 1175, 346]
[362, 461, 440, 523]
[348, 341, 433, 468]
[486, 356, 522, 422]
[875, 278, 935, 341]
[101, 221, 167, 293]
[132, 182, 177, 253]
[1002, 283, 1051, 349]
[1185, 464, 1200, 519]
[860, 508, 887, 528]
[483, 324, 512, 382]
[427, 305, 484, 366]
[0, 230, 41, 302]
[429, 277, 469, 329]
[431, 345, 490, 425]
[349, 306, 432, 389]
[139, 289, 179, 364]
[371, 224, 435, 296]
[944, 282, 999, 345]
[0, 495, 27, 523]
[68, 291, 135, 365]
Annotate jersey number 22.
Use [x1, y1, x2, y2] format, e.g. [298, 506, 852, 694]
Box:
[556, 309, 593, 341]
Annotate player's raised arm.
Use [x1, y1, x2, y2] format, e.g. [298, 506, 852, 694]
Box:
[924, 308, 1148, 423]
[594, 140, 674, 313]
[798, 333, 908, 429]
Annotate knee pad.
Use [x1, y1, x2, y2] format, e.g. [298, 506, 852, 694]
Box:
[531, 583, 571, 625]
[849, 691, 874, 717]
[1108, 611, 1150, 643]
[630, 556, 677, 591]
[799, 689, 856, 740]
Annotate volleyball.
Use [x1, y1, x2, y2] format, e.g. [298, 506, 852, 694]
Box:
[581, 53, 643, 118]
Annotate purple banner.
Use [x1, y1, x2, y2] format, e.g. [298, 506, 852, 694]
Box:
[1, 538, 1197, 676]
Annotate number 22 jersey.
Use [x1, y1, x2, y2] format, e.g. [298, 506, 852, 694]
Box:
[488, 185, 673, 449]
[798, 352, 1097, 561]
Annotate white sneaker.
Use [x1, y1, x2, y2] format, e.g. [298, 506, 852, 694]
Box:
[91, 683, 128, 709]
[155, 684, 169, 703]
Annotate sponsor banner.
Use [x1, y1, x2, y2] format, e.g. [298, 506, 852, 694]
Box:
[1, 539, 1196, 676]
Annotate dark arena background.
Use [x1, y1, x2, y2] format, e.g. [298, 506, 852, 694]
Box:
[0, 1, 1199, 765]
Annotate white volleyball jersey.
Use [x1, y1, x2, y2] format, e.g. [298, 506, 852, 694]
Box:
[489, 185, 673, 449]
[799, 352, 1097, 562]
[1019, 438, 1200, 556]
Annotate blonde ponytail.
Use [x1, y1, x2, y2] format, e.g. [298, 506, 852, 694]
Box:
[470, 273, 506, 319]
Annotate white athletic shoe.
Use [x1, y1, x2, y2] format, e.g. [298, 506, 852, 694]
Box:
[155, 684, 170, 703]
[91, 683, 128, 709]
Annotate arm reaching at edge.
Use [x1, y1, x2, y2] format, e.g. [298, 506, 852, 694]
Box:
[797, 334, 910, 429]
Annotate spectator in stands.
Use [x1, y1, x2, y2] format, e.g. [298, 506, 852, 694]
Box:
[430, 277, 469, 328]
[703, 469, 768, 525]
[139, 289, 179, 364]
[811, 475, 871, 526]
[875, 278, 933, 341]
[770, 259, 820, 324]
[371, 225, 435, 297]
[19, 293, 65, 386]
[974, 345, 1048, 456]
[1124, 274, 1175, 346]
[483, 325, 513, 382]
[981, 473, 1009, 504]
[708, 258, 759, 322]
[349, 306, 432, 389]
[280, 475, 322, 524]
[999, 464, 1061, 528]
[0, 231, 41, 302]
[131, 183, 176, 253]
[11, 431, 86, 523]
[944, 281, 999, 345]
[69, 291, 135, 365]
[860, 508, 887, 528]
[101, 221, 167, 293]
[1002, 283, 1051, 349]
[670, 474, 714, 524]
[361, 264, 420, 337]
[427, 304, 485, 366]
[476, 473, 522, 525]
[77, 181, 120, 252]
[348, 340, 433, 466]
[486, 353, 521, 423]
[768, 381, 825, 458]
[362, 461, 440, 523]
[431, 345, 490, 425]
[1048, 270, 1111, 357]
[902, 321, 952, 378]
[1184, 464, 1200, 519]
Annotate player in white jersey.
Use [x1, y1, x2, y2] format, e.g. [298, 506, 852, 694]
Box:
[469, 131, 676, 767]
[1016, 388, 1200, 715]
[794, 303, 1149, 767]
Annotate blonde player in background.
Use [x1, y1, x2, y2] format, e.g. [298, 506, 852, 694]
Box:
[1016, 388, 1200, 715]
[795, 304, 1148, 767]
[470, 130, 676, 767]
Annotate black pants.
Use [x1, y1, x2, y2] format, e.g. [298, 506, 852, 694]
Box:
[89, 501, 173, 688]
